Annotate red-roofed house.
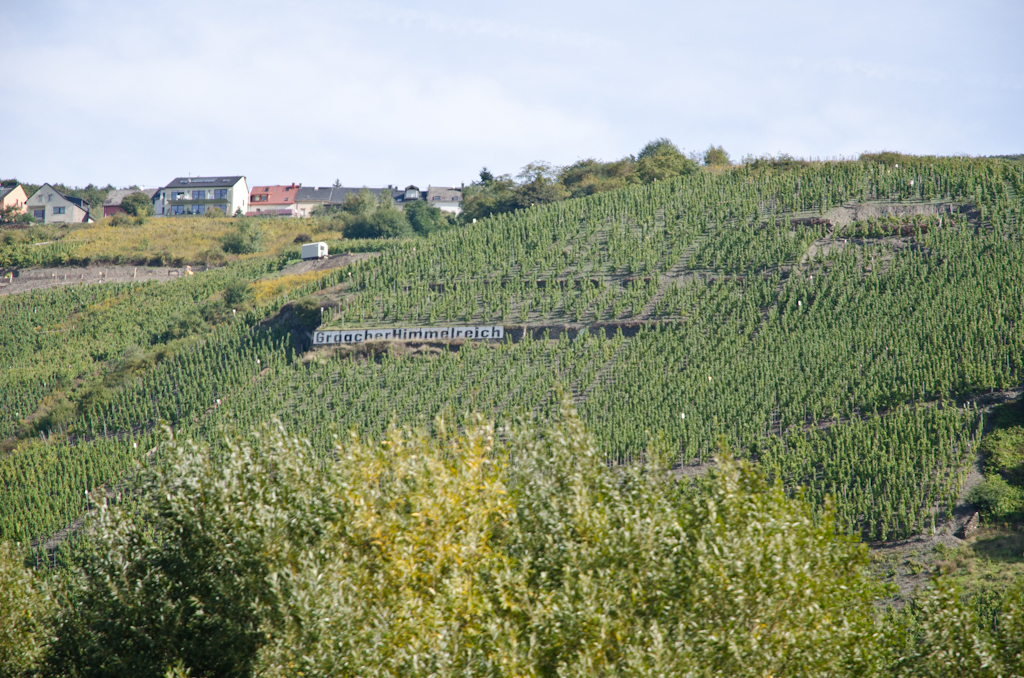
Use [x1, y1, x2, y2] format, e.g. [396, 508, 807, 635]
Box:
[248, 184, 301, 217]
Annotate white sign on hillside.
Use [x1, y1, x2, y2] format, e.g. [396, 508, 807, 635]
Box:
[314, 325, 505, 345]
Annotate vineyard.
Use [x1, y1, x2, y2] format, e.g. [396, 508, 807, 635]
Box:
[2, 157, 1023, 554]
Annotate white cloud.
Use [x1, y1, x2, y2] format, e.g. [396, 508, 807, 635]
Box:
[1, 0, 1021, 187]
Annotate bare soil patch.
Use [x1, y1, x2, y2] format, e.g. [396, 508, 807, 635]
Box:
[0, 264, 212, 296]
[278, 251, 379, 276]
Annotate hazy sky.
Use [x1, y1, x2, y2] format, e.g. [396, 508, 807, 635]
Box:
[2, 0, 1022, 189]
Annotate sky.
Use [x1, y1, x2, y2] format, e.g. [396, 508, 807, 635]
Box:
[2, 0, 1022, 189]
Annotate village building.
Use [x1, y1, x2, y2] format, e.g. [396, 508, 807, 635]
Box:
[0, 184, 28, 217]
[24, 183, 94, 223]
[293, 185, 404, 217]
[103, 188, 159, 217]
[156, 176, 249, 216]
[247, 183, 301, 217]
[424, 185, 463, 214]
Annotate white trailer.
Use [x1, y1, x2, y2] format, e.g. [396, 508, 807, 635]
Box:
[301, 242, 328, 260]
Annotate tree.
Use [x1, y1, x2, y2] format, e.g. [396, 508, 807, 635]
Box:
[221, 219, 265, 254]
[0, 203, 27, 224]
[703, 144, 732, 167]
[404, 199, 452, 235]
[45, 407, 896, 677]
[120, 191, 155, 217]
[636, 138, 699, 183]
[223, 278, 254, 307]
[0, 542, 54, 677]
[341, 188, 377, 217]
[332, 178, 342, 188]
[364, 208, 412, 239]
[559, 157, 637, 199]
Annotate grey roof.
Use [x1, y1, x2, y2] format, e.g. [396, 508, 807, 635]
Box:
[64, 195, 90, 210]
[103, 188, 150, 207]
[0, 186, 13, 200]
[164, 176, 245, 189]
[424, 186, 463, 202]
[295, 186, 404, 204]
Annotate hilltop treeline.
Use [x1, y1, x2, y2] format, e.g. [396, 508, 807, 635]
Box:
[2, 408, 1022, 677]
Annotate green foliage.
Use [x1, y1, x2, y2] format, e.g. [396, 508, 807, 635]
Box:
[703, 144, 732, 167]
[980, 427, 1024, 484]
[0, 204, 28, 224]
[404, 199, 453, 235]
[221, 219, 265, 254]
[120, 192, 155, 218]
[341, 187, 378, 217]
[559, 157, 637, 198]
[223, 278, 254, 307]
[38, 409, 1024, 676]
[462, 138, 699, 220]
[967, 476, 1024, 520]
[0, 541, 54, 677]
[45, 409, 882, 677]
[365, 206, 412, 239]
[636, 138, 699, 182]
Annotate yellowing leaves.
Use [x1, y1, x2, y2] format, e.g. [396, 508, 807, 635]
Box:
[251, 269, 334, 304]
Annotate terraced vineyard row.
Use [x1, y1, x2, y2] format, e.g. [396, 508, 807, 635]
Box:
[2, 157, 1022, 551]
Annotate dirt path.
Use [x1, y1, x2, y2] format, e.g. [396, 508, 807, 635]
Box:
[278, 251, 380, 276]
[0, 264, 212, 296]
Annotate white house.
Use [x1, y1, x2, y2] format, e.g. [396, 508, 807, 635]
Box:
[424, 185, 463, 214]
[25, 184, 94, 223]
[157, 176, 248, 216]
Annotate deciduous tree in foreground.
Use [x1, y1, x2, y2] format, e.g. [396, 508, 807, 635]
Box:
[2, 401, 1021, 676]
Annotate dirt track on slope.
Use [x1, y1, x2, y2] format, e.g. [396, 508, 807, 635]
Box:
[0, 252, 379, 297]
[0, 264, 212, 296]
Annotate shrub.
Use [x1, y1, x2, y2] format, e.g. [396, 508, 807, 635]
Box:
[120, 192, 155, 218]
[109, 211, 132, 227]
[293, 233, 311, 244]
[636, 138, 699, 183]
[221, 219, 265, 254]
[0, 542, 53, 677]
[347, 208, 411, 239]
[405, 199, 453, 235]
[223, 278, 254, 307]
[703, 144, 732, 167]
[968, 476, 1024, 520]
[49, 404, 894, 677]
[980, 426, 1024, 485]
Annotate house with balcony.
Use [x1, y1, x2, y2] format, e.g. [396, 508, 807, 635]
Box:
[25, 184, 94, 223]
[157, 176, 248, 216]
[248, 183, 301, 217]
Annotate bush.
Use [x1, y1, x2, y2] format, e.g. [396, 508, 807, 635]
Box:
[120, 192, 155, 218]
[703, 144, 732, 167]
[347, 208, 411, 239]
[293, 233, 311, 244]
[636, 138, 699, 183]
[404, 200, 453, 235]
[223, 278, 254, 307]
[221, 219, 265, 254]
[968, 476, 1024, 520]
[980, 427, 1024, 485]
[0, 542, 53, 677]
[48, 404, 894, 677]
[109, 211, 133, 227]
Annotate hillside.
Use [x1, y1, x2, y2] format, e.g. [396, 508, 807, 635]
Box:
[1, 157, 1022, 561]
